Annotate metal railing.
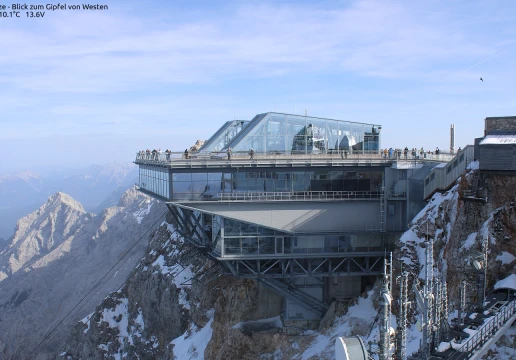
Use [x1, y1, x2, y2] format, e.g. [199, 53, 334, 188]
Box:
[216, 191, 382, 202]
[448, 299, 516, 359]
[134, 150, 457, 168]
[423, 145, 475, 199]
[388, 190, 406, 199]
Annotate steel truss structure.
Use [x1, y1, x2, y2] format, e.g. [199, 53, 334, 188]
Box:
[165, 201, 388, 318]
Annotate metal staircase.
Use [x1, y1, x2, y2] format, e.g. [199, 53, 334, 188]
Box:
[257, 278, 329, 317]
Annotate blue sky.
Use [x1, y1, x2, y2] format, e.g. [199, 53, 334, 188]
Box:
[1, 0, 515, 170]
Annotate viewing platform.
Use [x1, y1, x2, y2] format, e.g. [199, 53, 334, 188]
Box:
[135, 150, 456, 170]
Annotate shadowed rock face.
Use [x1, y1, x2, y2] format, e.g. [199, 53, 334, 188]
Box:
[17, 169, 516, 359]
[0, 187, 166, 360]
[395, 172, 516, 340]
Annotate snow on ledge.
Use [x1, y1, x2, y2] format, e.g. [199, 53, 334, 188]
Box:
[496, 252, 516, 265]
[171, 310, 214, 359]
[467, 161, 479, 170]
[461, 232, 478, 250]
[495, 274, 516, 291]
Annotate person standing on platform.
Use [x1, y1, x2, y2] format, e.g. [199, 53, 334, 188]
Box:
[227, 147, 232, 160]
[249, 149, 255, 160]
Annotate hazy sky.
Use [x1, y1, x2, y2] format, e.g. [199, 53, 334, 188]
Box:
[1, 0, 515, 171]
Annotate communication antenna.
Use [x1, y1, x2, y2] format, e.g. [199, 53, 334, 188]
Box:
[432, 279, 442, 349]
[379, 253, 393, 360]
[442, 281, 448, 326]
[457, 280, 467, 329]
[482, 235, 489, 306]
[450, 124, 455, 154]
[413, 228, 434, 358]
[396, 264, 409, 360]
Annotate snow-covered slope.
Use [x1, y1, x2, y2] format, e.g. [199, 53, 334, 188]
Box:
[59, 166, 516, 360]
[396, 168, 516, 358]
[0, 187, 165, 360]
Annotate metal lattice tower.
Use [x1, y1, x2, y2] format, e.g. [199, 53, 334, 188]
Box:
[413, 237, 435, 358]
[442, 282, 448, 325]
[432, 280, 442, 350]
[457, 280, 467, 329]
[482, 235, 489, 306]
[450, 124, 455, 154]
[396, 266, 409, 360]
[379, 253, 393, 360]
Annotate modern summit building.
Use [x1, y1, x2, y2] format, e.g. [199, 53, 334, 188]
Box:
[134, 112, 474, 330]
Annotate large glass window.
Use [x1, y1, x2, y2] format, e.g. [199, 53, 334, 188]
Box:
[229, 113, 380, 155]
[166, 168, 382, 200]
[139, 166, 170, 198]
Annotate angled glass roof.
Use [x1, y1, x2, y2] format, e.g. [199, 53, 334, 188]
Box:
[224, 112, 381, 155]
[198, 120, 250, 153]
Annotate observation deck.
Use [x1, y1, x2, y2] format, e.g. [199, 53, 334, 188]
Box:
[135, 150, 455, 170]
[133, 112, 470, 326]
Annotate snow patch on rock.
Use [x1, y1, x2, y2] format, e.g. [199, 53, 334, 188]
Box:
[171, 310, 214, 359]
[496, 252, 516, 265]
[495, 274, 516, 291]
[133, 202, 153, 224]
[297, 290, 377, 360]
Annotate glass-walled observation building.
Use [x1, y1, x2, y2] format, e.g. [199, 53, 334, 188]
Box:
[198, 112, 381, 155]
[134, 112, 398, 328]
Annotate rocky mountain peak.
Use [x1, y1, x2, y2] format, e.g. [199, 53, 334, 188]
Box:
[189, 139, 206, 152]
[46, 192, 86, 213]
[0, 192, 90, 281]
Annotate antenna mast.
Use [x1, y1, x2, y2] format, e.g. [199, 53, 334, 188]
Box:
[396, 264, 409, 360]
[450, 124, 455, 154]
[379, 253, 393, 360]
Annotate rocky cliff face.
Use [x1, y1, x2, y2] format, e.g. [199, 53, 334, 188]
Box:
[49, 168, 516, 359]
[0, 188, 165, 360]
[0, 192, 88, 281]
[396, 169, 516, 356]
[61, 221, 383, 360]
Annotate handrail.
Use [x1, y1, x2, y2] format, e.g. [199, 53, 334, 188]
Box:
[447, 299, 516, 359]
[134, 150, 456, 167]
[216, 191, 382, 202]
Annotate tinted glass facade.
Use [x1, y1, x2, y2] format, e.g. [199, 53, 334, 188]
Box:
[199, 120, 249, 153]
[210, 215, 388, 257]
[227, 113, 380, 155]
[171, 169, 383, 201]
[139, 166, 170, 198]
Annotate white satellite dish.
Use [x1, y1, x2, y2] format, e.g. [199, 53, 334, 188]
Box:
[335, 336, 368, 360]
[473, 260, 482, 270]
[335, 337, 350, 360]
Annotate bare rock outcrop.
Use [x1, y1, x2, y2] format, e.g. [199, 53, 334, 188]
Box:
[0, 188, 164, 360]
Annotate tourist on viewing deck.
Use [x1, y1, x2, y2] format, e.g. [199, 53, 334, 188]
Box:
[166, 149, 171, 161]
[249, 149, 255, 160]
[436, 147, 440, 155]
[404, 147, 408, 159]
[184, 149, 189, 159]
[227, 147, 232, 160]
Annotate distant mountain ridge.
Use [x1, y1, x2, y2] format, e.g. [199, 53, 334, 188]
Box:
[0, 187, 165, 359]
[0, 192, 89, 282]
[0, 163, 138, 240]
